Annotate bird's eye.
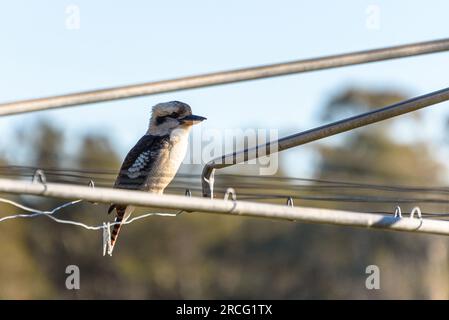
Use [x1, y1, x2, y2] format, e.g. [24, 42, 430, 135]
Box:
[156, 116, 167, 125]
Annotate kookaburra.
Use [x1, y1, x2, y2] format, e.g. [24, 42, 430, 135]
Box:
[108, 101, 206, 251]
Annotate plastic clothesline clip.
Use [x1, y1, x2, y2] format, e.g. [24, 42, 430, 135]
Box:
[102, 221, 113, 257]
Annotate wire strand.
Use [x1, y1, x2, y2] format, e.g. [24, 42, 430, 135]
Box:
[0, 197, 181, 230]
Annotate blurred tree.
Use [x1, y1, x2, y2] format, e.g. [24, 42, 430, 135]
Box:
[317, 87, 437, 185]
[308, 87, 449, 299]
[0, 157, 52, 298]
[77, 135, 121, 170]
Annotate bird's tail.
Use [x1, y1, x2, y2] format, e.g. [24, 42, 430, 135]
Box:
[110, 205, 135, 252]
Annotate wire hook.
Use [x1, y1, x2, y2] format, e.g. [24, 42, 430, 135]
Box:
[410, 206, 422, 220]
[32, 169, 47, 185]
[88, 180, 98, 205]
[394, 205, 402, 218]
[224, 188, 237, 201]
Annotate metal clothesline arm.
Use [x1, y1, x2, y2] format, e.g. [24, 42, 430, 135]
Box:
[0, 177, 448, 236]
[1, 38, 449, 116]
[201, 86, 449, 198]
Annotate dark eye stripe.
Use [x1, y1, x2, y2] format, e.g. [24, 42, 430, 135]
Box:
[156, 112, 180, 125]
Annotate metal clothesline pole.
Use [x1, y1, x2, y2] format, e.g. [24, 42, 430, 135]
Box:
[1, 38, 449, 116]
[201, 87, 449, 198]
[0, 177, 448, 236]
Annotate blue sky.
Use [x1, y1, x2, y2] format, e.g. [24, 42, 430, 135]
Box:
[0, 1, 448, 177]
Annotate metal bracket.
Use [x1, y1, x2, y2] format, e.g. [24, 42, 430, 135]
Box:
[200, 87, 449, 198]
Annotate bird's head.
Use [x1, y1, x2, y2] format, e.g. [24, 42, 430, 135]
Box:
[148, 101, 206, 135]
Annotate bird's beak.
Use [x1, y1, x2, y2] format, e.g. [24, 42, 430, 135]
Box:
[179, 114, 207, 125]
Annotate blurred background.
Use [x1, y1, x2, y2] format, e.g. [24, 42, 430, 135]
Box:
[1, 0, 449, 299]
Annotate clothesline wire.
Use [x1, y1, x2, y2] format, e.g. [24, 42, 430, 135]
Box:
[3, 166, 449, 211]
[0, 197, 182, 230]
[3, 170, 449, 207]
[2, 165, 449, 193]
[0, 192, 447, 229]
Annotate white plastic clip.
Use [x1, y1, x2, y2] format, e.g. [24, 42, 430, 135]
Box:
[102, 222, 113, 257]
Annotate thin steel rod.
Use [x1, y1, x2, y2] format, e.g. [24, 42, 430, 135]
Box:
[202, 87, 449, 197]
[1, 38, 449, 116]
[0, 177, 448, 236]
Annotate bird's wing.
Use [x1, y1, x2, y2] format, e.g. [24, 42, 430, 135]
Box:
[113, 134, 170, 190]
[108, 135, 170, 214]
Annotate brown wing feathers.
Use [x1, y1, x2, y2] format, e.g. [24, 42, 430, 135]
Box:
[108, 134, 170, 250]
